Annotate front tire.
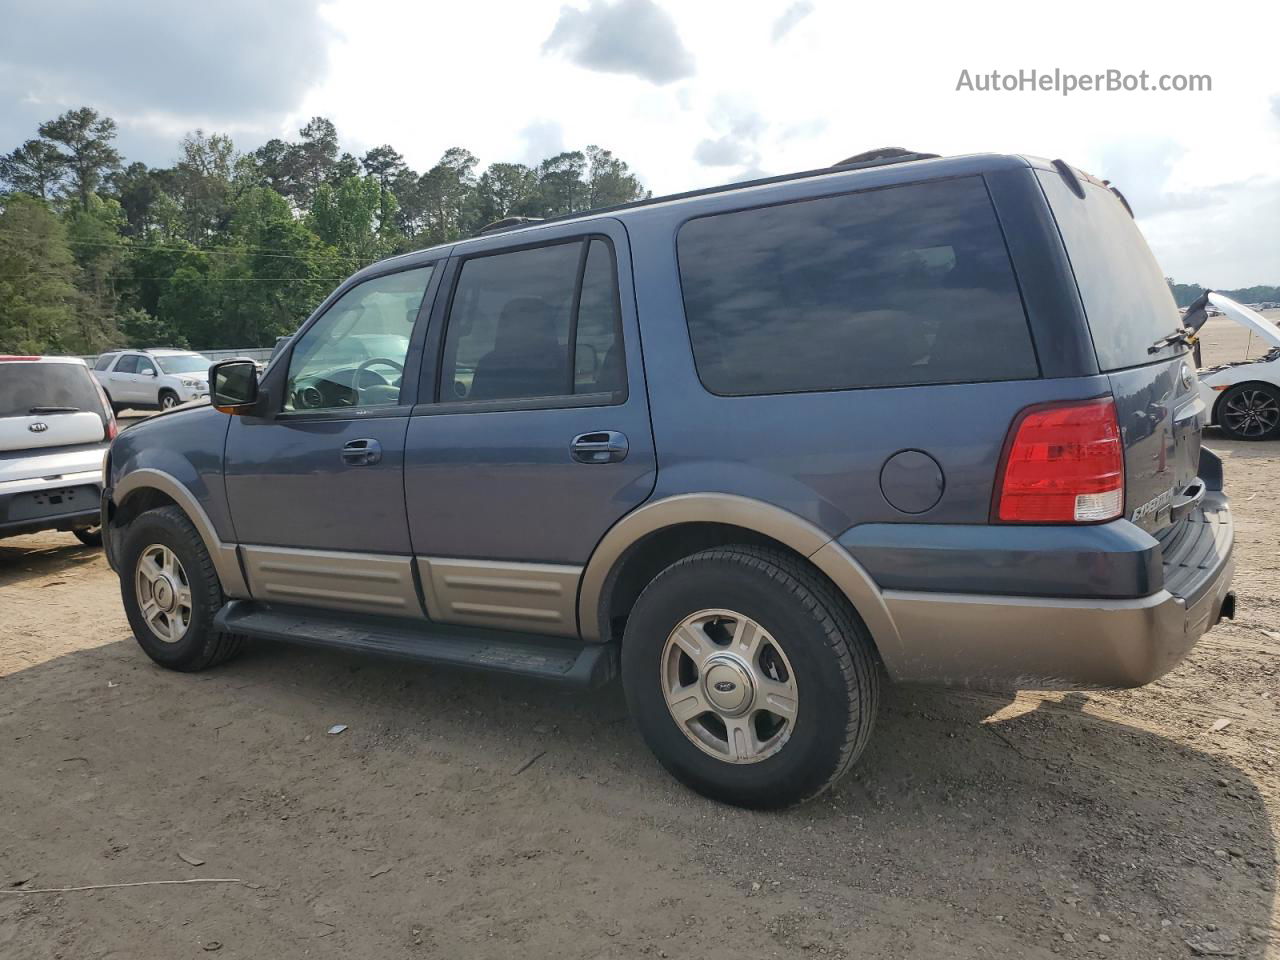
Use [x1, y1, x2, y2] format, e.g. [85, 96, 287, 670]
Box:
[119, 506, 244, 671]
[1217, 383, 1280, 441]
[621, 546, 880, 808]
[158, 390, 180, 410]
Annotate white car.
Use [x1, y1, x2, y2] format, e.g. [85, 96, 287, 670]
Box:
[93, 348, 212, 412]
[1193, 293, 1280, 441]
[1, 355, 116, 544]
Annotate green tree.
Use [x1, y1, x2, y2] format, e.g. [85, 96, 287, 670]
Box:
[38, 107, 121, 209]
[473, 162, 537, 223]
[310, 175, 391, 262]
[284, 116, 339, 208]
[585, 145, 647, 208]
[535, 151, 588, 216]
[63, 195, 127, 349]
[0, 195, 81, 353]
[172, 130, 237, 241]
[361, 145, 407, 237]
[107, 162, 164, 236]
[0, 139, 66, 200]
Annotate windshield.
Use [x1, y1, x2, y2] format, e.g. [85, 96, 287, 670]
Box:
[153, 354, 211, 374]
[0, 363, 101, 418]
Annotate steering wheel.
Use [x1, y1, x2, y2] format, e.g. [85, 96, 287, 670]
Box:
[354, 357, 405, 404]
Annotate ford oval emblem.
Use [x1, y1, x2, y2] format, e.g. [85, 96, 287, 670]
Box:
[28, 422, 48, 433]
[713, 680, 737, 693]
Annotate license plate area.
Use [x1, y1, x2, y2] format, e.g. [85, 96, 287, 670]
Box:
[9, 484, 99, 521]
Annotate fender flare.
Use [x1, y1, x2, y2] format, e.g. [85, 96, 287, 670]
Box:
[576, 493, 904, 666]
[113, 469, 250, 598]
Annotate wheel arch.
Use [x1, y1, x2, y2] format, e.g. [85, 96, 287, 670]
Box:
[112, 469, 249, 597]
[1210, 378, 1280, 426]
[578, 494, 904, 666]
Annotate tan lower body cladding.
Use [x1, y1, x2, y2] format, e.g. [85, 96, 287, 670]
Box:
[416, 558, 581, 637]
[240, 546, 582, 637]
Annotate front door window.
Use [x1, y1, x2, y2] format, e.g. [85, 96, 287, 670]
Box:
[284, 266, 434, 412]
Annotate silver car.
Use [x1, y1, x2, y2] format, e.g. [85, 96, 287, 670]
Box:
[1, 355, 116, 545]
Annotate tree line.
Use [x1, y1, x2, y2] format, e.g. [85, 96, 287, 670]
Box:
[1167, 280, 1280, 309]
[0, 108, 649, 354]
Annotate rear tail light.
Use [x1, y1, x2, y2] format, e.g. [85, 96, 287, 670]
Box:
[92, 380, 118, 441]
[993, 397, 1124, 524]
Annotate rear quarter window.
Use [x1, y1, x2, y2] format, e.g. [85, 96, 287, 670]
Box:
[676, 176, 1039, 396]
[1035, 171, 1185, 371]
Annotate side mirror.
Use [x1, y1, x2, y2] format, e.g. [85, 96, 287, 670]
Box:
[144, 368, 157, 377]
[210, 359, 259, 414]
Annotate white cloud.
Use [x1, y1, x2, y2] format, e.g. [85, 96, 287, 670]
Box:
[543, 0, 695, 85]
[4, 0, 1277, 286]
[771, 1, 814, 42]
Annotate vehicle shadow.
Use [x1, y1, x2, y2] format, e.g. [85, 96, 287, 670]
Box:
[1, 638, 1273, 958]
[0, 535, 102, 589]
[1204, 428, 1280, 458]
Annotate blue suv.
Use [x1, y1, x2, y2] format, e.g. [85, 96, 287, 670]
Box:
[101, 153, 1236, 808]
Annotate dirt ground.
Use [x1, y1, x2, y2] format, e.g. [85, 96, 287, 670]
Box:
[1, 318, 1278, 959]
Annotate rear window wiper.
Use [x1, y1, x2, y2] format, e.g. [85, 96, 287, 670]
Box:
[28, 405, 81, 414]
[1147, 328, 1193, 354]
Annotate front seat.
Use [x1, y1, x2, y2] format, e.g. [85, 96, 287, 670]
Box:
[468, 297, 567, 401]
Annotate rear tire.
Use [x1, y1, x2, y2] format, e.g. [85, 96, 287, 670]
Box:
[119, 506, 244, 671]
[73, 527, 103, 547]
[1217, 383, 1280, 441]
[621, 545, 880, 808]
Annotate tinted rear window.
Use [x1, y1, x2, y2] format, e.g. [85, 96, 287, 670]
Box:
[677, 176, 1038, 396]
[1036, 171, 1184, 371]
[0, 363, 101, 418]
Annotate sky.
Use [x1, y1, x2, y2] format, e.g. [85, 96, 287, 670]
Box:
[1, 0, 1277, 287]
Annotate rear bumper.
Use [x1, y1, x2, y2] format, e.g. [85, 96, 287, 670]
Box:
[847, 490, 1235, 688]
[0, 470, 103, 538]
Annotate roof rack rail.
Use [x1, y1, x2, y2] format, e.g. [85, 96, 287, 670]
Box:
[831, 147, 939, 167]
[478, 216, 546, 236]
[463, 150, 947, 241]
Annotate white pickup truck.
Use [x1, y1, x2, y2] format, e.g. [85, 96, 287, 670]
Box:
[0, 355, 117, 545]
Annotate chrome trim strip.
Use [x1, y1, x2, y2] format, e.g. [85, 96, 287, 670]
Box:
[242, 545, 423, 616]
[418, 558, 582, 638]
[113, 468, 249, 598]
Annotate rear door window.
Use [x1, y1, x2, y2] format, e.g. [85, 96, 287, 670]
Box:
[93, 355, 115, 371]
[114, 355, 138, 374]
[0, 363, 101, 418]
[1036, 171, 1185, 371]
[676, 176, 1038, 396]
[440, 237, 625, 404]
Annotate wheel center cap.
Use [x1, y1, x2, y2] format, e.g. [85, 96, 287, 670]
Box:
[703, 657, 753, 715]
[153, 575, 176, 613]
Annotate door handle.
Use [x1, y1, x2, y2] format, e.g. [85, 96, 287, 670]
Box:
[570, 431, 628, 464]
[342, 438, 382, 466]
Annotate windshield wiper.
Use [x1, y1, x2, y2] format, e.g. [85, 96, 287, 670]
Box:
[29, 405, 80, 414]
[1147, 328, 1193, 354]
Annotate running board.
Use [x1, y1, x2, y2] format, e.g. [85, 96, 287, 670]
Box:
[213, 601, 617, 688]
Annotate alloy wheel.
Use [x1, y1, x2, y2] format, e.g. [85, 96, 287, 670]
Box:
[660, 609, 799, 763]
[135, 543, 193, 643]
[1223, 388, 1280, 438]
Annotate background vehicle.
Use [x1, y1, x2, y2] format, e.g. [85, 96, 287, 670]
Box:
[102, 152, 1235, 808]
[1194, 293, 1280, 441]
[93, 348, 211, 412]
[1, 356, 115, 545]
